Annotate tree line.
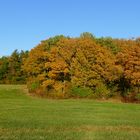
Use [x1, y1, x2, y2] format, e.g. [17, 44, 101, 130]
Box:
[0, 33, 140, 102]
[0, 50, 28, 84]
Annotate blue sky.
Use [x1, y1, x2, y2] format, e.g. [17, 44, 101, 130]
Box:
[0, 0, 140, 57]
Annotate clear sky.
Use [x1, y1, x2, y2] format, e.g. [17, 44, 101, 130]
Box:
[0, 0, 140, 57]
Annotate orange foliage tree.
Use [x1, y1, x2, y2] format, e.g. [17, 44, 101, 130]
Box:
[21, 34, 140, 100]
[117, 45, 140, 94]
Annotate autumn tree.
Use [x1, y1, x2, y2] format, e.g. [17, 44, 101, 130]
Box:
[0, 56, 9, 83]
[117, 45, 140, 95]
[23, 35, 67, 94]
[43, 38, 77, 95]
[70, 38, 122, 96]
[42, 37, 122, 98]
[21, 34, 140, 100]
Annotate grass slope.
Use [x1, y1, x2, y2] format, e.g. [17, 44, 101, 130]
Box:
[0, 85, 140, 140]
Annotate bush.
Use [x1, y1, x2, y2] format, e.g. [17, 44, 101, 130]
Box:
[47, 90, 66, 99]
[136, 94, 140, 101]
[93, 83, 110, 99]
[123, 92, 140, 103]
[69, 86, 93, 98]
[28, 81, 40, 92]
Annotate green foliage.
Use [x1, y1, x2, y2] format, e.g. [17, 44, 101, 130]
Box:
[0, 57, 9, 81]
[47, 35, 67, 46]
[136, 93, 140, 101]
[0, 50, 28, 84]
[91, 83, 110, 99]
[96, 37, 120, 54]
[70, 86, 93, 98]
[30, 81, 40, 91]
[80, 32, 95, 39]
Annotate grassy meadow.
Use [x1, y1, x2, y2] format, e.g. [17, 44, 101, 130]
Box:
[0, 85, 140, 140]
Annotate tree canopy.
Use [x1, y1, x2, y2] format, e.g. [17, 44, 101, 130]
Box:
[0, 33, 140, 101]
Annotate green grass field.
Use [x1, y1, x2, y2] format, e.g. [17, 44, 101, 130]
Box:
[0, 85, 140, 140]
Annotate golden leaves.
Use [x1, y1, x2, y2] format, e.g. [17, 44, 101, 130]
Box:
[23, 35, 140, 97]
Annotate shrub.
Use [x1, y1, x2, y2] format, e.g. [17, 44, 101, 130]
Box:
[47, 90, 66, 99]
[123, 92, 140, 103]
[27, 81, 40, 92]
[93, 83, 110, 99]
[136, 94, 140, 101]
[69, 86, 93, 98]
